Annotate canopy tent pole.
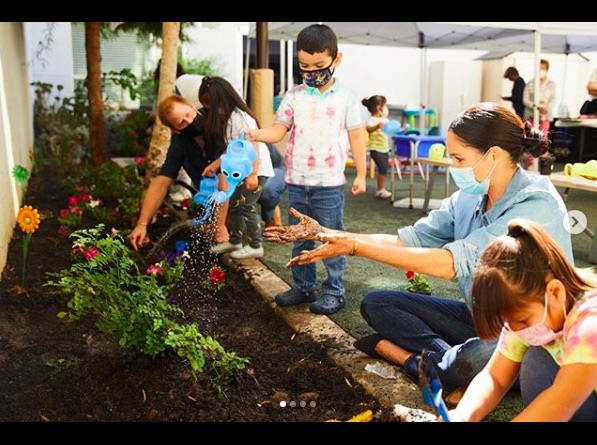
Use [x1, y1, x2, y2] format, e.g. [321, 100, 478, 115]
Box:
[286, 40, 294, 91]
[418, 32, 427, 135]
[531, 30, 541, 173]
[279, 40, 286, 94]
[243, 32, 251, 101]
[558, 43, 571, 117]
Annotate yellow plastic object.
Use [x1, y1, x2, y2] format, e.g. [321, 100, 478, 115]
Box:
[347, 409, 374, 422]
[325, 409, 374, 422]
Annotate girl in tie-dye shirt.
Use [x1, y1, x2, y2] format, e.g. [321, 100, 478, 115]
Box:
[450, 218, 597, 422]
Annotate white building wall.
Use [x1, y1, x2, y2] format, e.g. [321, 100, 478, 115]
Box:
[25, 22, 74, 98]
[182, 22, 247, 95]
[0, 23, 34, 280]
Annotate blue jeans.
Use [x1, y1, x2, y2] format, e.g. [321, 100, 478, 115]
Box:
[360, 289, 496, 390]
[258, 167, 286, 222]
[287, 184, 346, 297]
[520, 346, 597, 422]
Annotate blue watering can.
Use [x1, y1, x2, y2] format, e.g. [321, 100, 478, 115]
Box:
[192, 133, 257, 226]
[382, 120, 404, 136]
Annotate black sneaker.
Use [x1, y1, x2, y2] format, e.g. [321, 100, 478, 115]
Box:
[274, 287, 317, 307]
[309, 294, 345, 315]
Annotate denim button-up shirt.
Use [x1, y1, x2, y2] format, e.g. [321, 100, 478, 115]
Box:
[398, 167, 573, 309]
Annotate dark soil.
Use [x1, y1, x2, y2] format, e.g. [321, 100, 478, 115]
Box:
[0, 168, 395, 423]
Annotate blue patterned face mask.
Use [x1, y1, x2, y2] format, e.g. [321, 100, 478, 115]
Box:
[449, 150, 497, 195]
[300, 61, 335, 88]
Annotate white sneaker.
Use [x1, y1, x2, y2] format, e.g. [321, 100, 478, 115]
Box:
[210, 241, 242, 255]
[169, 191, 188, 202]
[375, 188, 392, 199]
[230, 245, 264, 259]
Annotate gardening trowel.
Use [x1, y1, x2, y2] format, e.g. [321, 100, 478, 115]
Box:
[418, 349, 451, 422]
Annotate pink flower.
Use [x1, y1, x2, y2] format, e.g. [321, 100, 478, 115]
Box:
[147, 264, 163, 276]
[84, 247, 100, 260]
[134, 156, 146, 166]
[60, 209, 70, 218]
[57, 226, 68, 235]
[68, 195, 81, 206]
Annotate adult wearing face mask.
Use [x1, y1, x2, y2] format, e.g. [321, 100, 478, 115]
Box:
[129, 95, 228, 251]
[262, 103, 573, 402]
[523, 59, 556, 137]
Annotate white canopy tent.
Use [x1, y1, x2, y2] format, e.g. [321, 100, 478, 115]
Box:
[249, 22, 597, 124]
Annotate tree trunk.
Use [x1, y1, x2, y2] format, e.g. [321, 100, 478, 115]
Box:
[84, 22, 108, 166]
[145, 22, 180, 187]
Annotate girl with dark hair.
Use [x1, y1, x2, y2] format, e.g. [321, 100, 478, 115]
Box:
[199, 77, 274, 259]
[451, 218, 597, 422]
[262, 102, 573, 398]
[362, 95, 392, 199]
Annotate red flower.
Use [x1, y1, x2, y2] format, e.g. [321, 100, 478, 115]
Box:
[209, 266, 225, 285]
[77, 193, 92, 202]
[406, 270, 416, 281]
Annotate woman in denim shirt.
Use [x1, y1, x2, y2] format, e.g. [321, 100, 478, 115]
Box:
[263, 102, 573, 397]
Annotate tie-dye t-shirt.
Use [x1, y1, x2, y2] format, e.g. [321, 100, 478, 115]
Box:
[498, 289, 597, 395]
[274, 81, 363, 187]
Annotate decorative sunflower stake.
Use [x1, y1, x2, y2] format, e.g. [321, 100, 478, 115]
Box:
[16, 205, 41, 286]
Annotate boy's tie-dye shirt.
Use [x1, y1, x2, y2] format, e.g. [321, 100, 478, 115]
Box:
[274, 81, 363, 187]
[498, 289, 597, 395]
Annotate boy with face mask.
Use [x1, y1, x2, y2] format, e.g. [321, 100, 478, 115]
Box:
[245, 23, 367, 315]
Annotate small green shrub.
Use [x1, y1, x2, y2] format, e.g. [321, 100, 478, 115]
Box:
[45, 224, 249, 382]
[32, 81, 90, 176]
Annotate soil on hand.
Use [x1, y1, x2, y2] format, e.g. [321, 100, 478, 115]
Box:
[0, 168, 395, 422]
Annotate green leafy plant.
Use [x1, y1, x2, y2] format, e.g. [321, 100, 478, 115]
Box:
[181, 56, 221, 77]
[76, 161, 144, 223]
[102, 68, 140, 101]
[32, 81, 90, 176]
[105, 109, 154, 157]
[405, 270, 433, 294]
[45, 224, 248, 383]
[57, 191, 106, 235]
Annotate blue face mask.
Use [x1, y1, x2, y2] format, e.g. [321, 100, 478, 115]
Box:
[449, 150, 497, 195]
[300, 60, 335, 88]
